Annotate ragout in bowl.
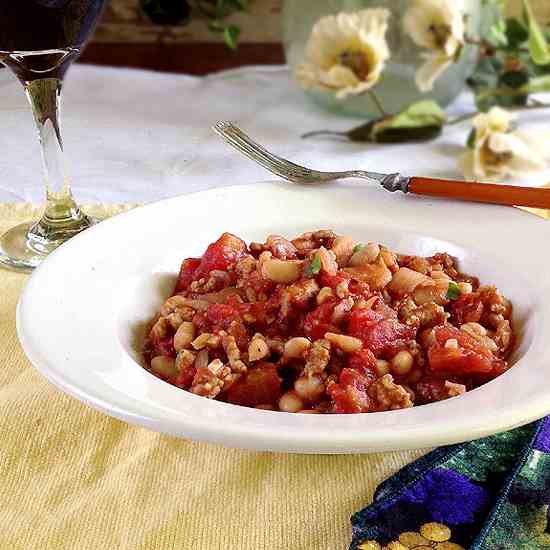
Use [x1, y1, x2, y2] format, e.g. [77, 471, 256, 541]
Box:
[144, 230, 514, 414]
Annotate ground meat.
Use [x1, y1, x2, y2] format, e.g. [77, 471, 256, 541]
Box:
[145, 230, 515, 413]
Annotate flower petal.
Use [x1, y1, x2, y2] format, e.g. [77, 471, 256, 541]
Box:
[415, 53, 453, 92]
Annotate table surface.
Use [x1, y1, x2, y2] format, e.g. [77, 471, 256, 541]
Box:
[1, 64, 549, 205]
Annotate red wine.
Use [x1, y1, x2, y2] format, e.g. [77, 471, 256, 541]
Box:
[0, 0, 106, 82]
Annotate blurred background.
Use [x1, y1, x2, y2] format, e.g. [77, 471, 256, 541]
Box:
[80, 0, 284, 74]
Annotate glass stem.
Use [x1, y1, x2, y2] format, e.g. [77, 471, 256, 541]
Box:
[24, 78, 92, 254]
[25, 78, 80, 220]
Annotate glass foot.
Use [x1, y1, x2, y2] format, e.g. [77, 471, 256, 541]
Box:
[0, 215, 97, 272]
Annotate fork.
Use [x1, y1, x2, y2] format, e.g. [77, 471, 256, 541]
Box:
[213, 121, 550, 210]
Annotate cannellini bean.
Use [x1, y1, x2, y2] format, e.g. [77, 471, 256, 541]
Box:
[350, 242, 380, 266]
[294, 375, 325, 401]
[324, 332, 363, 353]
[344, 258, 392, 290]
[379, 248, 398, 272]
[458, 282, 473, 294]
[261, 257, 303, 283]
[375, 359, 391, 376]
[413, 279, 449, 306]
[316, 286, 334, 305]
[430, 270, 450, 280]
[173, 321, 195, 352]
[248, 335, 269, 362]
[279, 391, 304, 413]
[191, 333, 220, 350]
[150, 356, 178, 378]
[330, 236, 356, 267]
[461, 322, 487, 336]
[388, 267, 432, 294]
[445, 338, 459, 350]
[283, 337, 311, 360]
[391, 351, 414, 375]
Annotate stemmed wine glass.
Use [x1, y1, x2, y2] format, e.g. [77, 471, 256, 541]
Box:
[0, 0, 107, 271]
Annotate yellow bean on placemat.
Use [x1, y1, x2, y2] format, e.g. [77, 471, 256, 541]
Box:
[0, 204, 425, 550]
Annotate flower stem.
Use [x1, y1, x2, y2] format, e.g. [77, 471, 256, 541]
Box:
[446, 103, 550, 126]
[368, 90, 387, 117]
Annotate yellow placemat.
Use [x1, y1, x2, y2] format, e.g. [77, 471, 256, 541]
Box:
[0, 204, 425, 550]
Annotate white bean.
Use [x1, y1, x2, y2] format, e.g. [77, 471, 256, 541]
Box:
[283, 337, 311, 360]
[458, 282, 473, 294]
[391, 351, 414, 376]
[279, 391, 304, 413]
[324, 332, 363, 353]
[150, 356, 178, 378]
[294, 375, 325, 401]
[350, 242, 380, 266]
[375, 359, 391, 376]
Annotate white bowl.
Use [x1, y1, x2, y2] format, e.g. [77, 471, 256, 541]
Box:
[17, 182, 550, 453]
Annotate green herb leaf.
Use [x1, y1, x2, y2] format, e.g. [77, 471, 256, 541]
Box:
[352, 244, 364, 254]
[348, 100, 446, 144]
[306, 254, 322, 277]
[223, 24, 240, 50]
[447, 281, 461, 300]
[523, 0, 550, 65]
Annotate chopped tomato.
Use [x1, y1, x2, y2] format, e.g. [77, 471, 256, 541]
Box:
[175, 258, 201, 292]
[428, 325, 495, 374]
[150, 334, 175, 358]
[197, 233, 247, 279]
[207, 303, 239, 327]
[348, 309, 416, 357]
[226, 363, 282, 407]
[319, 271, 351, 290]
[451, 293, 484, 324]
[303, 300, 338, 340]
[348, 349, 377, 380]
[174, 365, 197, 389]
[328, 368, 373, 413]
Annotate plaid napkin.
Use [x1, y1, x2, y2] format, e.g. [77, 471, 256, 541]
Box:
[350, 418, 550, 549]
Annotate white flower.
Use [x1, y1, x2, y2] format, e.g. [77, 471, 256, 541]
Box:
[403, 0, 465, 92]
[295, 9, 391, 99]
[460, 107, 550, 181]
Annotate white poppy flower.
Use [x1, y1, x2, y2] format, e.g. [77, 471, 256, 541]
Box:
[295, 9, 391, 99]
[403, 0, 465, 92]
[460, 107, 550, 181]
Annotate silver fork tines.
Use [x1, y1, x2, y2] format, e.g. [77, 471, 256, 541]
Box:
[212, 121, 411, 192]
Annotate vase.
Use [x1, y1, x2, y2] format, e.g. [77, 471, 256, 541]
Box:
[282, 0, 481, 118]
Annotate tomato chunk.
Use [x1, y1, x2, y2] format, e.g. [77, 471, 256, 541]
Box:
[303, 300, 338, 340]
[226, 363, 282, 407]
[175, 258, 201, 292]
[428, 325, 494, 374]
[348, 309, 416, 357]
[328, 368, 373, 413]
[348, 349, 377, 379]
[451, 293, 484, 324]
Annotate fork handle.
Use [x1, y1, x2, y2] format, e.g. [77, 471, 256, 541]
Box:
[409, 176, 550, 210]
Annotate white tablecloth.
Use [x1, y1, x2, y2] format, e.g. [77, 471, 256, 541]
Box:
[1, 64, 548, 204]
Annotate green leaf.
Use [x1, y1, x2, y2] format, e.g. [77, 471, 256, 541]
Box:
[521, 74, 550, 92]
[348, 100, 447, 144]
[489, 19, 508, 47]
[499, 69, 530, 88]
[505, 17, 529, 48]
[466, 129, 477, 149]
[223, 25, 240, 50]
[447, 281, 461, 300]
[306, 254, 322, 277]
[523, 0, 550, 65]
[352, 244, 364, 254]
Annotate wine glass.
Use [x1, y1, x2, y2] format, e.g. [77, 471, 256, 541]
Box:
[0, 0, 107, 271]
